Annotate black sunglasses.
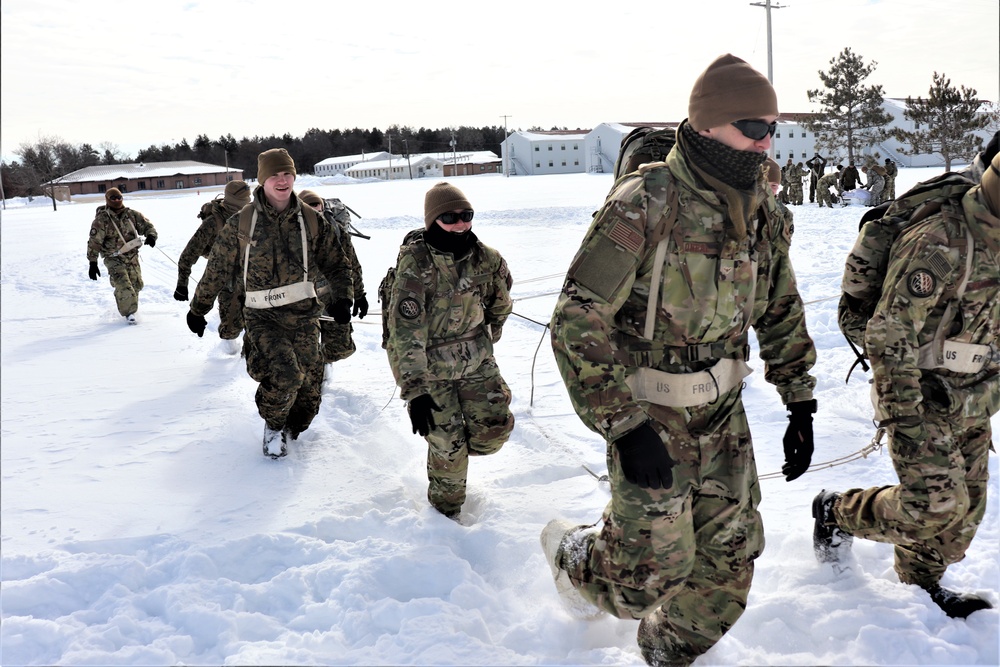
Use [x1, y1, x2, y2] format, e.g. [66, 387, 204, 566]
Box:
[731, 119, 777, 141]
[438, 210, 474, 224]
[108, 195, 123, 201]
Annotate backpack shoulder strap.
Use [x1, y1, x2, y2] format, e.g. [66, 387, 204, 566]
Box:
[636, 163, 680, 339]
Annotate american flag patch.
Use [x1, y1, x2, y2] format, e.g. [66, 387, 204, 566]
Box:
[607, 221, 643, 253]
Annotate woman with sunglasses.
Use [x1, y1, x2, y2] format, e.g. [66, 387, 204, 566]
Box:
[383, 182, 514, 521]
[545, 53, 818, 666]
[85, 187, 158, 325]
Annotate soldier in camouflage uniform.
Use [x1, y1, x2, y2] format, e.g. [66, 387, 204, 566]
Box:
[815, 155, 1000, 619]
[186, 148, 355, 458]
[299, 190, 369, 364]
[863, 164, 886, 206]
[805, 153, 827, 203]
[884, 158, 898, 200]
[816, 166, 843, 208]
[543, 55, 817, 667]
[384, 182, 514, 520]
[86, 187, 158, 324]
[173, 180, 251, 347]
[787, 162, 807, 205]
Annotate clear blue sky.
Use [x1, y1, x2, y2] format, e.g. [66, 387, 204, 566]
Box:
[2, 0, 997, 162]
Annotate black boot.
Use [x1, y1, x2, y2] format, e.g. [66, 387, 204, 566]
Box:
[922, 583, 993, 619]
[812, 490, 853, 563]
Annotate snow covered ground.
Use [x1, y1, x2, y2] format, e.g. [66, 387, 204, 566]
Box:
[1, 167, 997, 665]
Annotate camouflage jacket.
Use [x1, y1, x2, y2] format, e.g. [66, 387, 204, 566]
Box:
[86, 205, 157, 262]
[551, 141, 816, 441]
[817, 171, 842, 193]
[177, 200, 235, 285]
[190, 187, 353, 327]
[386, 232, 512, 401]
[866, 186, 1000, 422]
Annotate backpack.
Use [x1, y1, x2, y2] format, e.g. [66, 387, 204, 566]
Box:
[378, 228, 433, 350]
[612, 126, 676, 181]
[838, 171, 977, 376]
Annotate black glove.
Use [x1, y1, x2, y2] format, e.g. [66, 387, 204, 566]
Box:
[186, 310, 207, 338]
[782, 399, 817, 481]
[144, 236, 156, 248]
[408, 394, 441, 436]
[353, 294, 369, 319]
[173, 284, 189, 301]
[327, 298, 352, 324]
[88, 261, 100, 280]
[614, 422, 674, 490]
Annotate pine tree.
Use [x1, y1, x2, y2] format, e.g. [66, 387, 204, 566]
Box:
[803, 48, 892, 164]
[891, 72, 990, 171]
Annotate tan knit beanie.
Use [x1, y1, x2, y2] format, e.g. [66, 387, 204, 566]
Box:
[299, 189, 323, 208]
[688, 54, 778, 131]
[424, 182, 472, 229]
[981, 154, 1000, 217]
[765, 158, 781, 184]
[223, 180, 250, 209]
[257, 148, 296, 184]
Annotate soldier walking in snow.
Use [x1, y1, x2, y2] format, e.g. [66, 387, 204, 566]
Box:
[86, 187, 158, 325]
[185, 148, 355, 458]
[173, 180, 251, 351]
[544, 54, 817, 667]
[816, 154, 1000, 619]
[299, 189, 368, 364]
[383, 182, 514, 520]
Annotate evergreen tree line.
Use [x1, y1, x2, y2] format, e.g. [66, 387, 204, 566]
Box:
[2, 47, 996, 200]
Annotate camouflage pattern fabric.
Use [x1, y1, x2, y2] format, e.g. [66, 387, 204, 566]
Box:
[835, 185, 1000, 587]
[885, 161, 898, 200]
[816, 171, 842, 208]
[191, 187, 354, 433]
[787, 164, 807, 205]
[178, 199, 244, 340]
[549, 133, 816, 662]
[868, 171, 886, 206]
[87, 205, 157, 317]
[421, 357, 513, 515]
[315, 201, 364, 363]
[384, 230, 514, 515]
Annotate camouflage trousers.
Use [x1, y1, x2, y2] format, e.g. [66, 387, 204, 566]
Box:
[321, 320, 356, 363]
[868, 181, 885, 207]
[421, 356, 514, 515]
[788, 183, 804, 205]
[834, 410, 992, 588]
[217, 287, 244, 341]
[884, 176, 896, 200]
[563, 396, 763, 664]
[817, 187, 839, 208]
[244, 317, 324, 434]
[104, 255, 144, 317]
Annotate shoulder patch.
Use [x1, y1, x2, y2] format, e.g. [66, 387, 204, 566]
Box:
[607, 220, 643, 253]
[906, 269, 936, 298]
[397, 297, 421, 320]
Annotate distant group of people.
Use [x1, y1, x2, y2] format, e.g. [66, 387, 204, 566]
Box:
[779, 154, 898, 208]
[83, 56, 999, 666]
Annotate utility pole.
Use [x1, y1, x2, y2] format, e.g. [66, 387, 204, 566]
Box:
[387, 135, 393, 181]
[500, 114, 512, 177]
[450, 131, 457, 177]
[402, 138, 413, 179]
[750, 0, 783, 84]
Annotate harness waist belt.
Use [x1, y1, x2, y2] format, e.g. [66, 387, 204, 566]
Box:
[245, 280, 317, 309]
[111, 237, 143, 257]
[917, 340, 995, 374]
[626, 358, 753, 408]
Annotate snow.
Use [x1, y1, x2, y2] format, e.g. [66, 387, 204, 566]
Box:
[2, 166, 997, 666]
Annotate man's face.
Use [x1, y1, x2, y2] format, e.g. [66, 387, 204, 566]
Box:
[263, 171, 295, 209]
[699, 114, 778, 153]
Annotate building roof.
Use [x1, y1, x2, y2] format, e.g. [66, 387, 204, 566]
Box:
[315, 151, 389, 166]
[56, 161, 240, 183]
[514, 130, 590, 140]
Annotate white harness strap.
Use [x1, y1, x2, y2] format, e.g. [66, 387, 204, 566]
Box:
[243, 209, 318, 309]
[626, 358, 753, 408]
[109, 214, 143, 257]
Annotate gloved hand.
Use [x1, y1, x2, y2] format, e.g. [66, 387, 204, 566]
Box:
[408, 394, 441, 436]
[186, 310, 207, 337]
[173, 284, 189, 301]
[327, 298, 352, 324]
[782, 399, 817, 481]
[88, 261, 100, 280]
[614, 422, 674, 489]
[353, 294, 369, 319]
[144, 236, 156, 248]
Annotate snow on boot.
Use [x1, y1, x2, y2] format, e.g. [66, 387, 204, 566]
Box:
[812, 489, 853, 563]
[922, 583, 993, 619]
[540, 519, 604, 620]
[263, 425, 287, 459]
[221, 338, 241, 355]
[125, 314, 137, 325]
